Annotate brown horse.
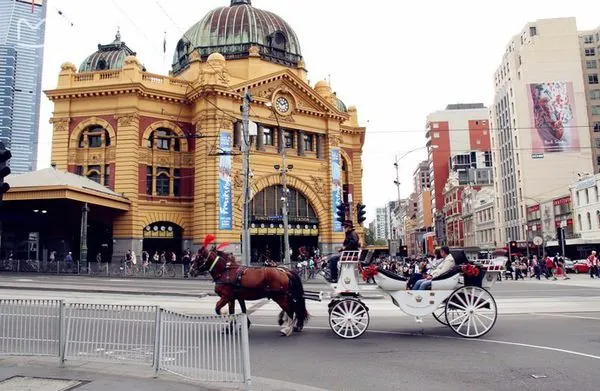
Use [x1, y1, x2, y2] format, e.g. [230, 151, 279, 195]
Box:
[189, 235, 309, 336]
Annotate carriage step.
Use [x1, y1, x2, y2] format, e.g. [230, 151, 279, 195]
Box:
[304, 290, 323, 302]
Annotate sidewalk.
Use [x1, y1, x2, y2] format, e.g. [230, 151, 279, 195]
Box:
[0, 356, 328, 391]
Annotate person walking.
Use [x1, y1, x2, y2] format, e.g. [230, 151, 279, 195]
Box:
[587, 251, 597, 279]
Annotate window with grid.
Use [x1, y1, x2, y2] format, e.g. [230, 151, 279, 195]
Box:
[585, 48, 596, 56]
[589, 74, 599, 85]
[303, 134, 314, 151]
[584, 35, 594, 44]
[87, 165, 101, 184]
[104, 165, 110, 187]
[263, 128, 274, 146]
[284, 131, 294, 148]
[593, 106, 600, 116]
[156, 167, 170, 196]
[146, 166, 153, 195]
[265, 187, 277, 215]
[591, 90, 600, 100]
[253, 191, 265, 216]
[587, 60, 598, 69]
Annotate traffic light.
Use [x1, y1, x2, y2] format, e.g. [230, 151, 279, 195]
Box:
[335, 202, 347, 224]
[356, 203, 367, 225]
[0, 143, 11, 202]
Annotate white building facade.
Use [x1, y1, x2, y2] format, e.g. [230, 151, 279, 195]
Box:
[578, 27, 600, 173]
[570, 175, 600, 255]
[473, 188, 497, 251]
[375, 207, 389, 241]
[491, 18, 594, 247]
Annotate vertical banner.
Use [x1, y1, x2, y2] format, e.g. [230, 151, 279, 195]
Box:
[528, 82, 578, 154]
[218, 132, 233, 230]
[331, 148, 343, 232]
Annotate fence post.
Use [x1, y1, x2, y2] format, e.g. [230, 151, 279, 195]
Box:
[152, 306, 162, 378]
[58, 300, 66, 367]
[240, 313, 252, 390]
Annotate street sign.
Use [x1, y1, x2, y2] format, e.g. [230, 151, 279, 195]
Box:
[533, 236, 543, 246]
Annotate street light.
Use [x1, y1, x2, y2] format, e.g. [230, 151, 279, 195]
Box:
[265, 102, 291, 266]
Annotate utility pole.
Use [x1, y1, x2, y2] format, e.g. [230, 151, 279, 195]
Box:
[241, 89, 251, 266]
[281, 147, 291, 266]
[80, 203, 89, 269]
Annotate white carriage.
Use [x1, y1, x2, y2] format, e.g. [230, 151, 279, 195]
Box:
[324, 251, 500, 339]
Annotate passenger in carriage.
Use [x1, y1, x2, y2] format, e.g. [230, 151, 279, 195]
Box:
[326, 220, 361, 283]
[412, 246, 456, 290]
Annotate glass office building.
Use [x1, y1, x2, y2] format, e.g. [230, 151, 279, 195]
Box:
[0, 0, 47, 173]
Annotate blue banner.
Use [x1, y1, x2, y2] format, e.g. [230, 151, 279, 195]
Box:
[331, 148, 343, 232]
[218, 132, 233, 230]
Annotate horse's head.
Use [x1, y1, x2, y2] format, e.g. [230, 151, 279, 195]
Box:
[189, 235, 231, 277]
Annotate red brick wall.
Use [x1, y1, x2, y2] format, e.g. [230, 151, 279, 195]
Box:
[431, 122, 450, 211]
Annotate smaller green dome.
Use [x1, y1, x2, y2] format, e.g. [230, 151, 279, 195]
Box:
[79, 30, 137, 73]
[334, 94, 348, 113]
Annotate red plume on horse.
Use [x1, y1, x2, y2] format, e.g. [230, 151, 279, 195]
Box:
[189, 235, 309, 336]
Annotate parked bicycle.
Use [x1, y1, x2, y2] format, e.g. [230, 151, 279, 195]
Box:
[155, 261, 176, 278]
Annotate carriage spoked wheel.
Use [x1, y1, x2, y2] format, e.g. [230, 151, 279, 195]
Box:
[445, 286, 497, 338]
[328, 298, 370, 339]
[432, 303, 448, 325]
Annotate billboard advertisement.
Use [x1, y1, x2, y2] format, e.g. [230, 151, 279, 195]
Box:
[330, 148, 343, 232]
[218, 132, 233, 230]
[528, 82, 578, 154]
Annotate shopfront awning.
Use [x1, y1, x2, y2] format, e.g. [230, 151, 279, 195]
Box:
[4, 167, 130, 211]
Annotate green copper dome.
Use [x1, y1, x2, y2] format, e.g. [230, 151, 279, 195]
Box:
[79, 31, 138, 73]
[172, 0, 303, 74]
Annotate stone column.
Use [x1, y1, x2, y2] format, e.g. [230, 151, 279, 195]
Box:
[256, 124, 265, 151]
[112, 113, 142, 259]
[297, 130, 305, 156]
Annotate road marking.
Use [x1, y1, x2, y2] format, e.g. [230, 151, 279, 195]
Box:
[532, 313, 600, 321]
[251, 324, 600, 361]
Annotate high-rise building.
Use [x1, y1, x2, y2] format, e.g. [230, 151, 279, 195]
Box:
[491, 18, 593, 247]
[413, 161, 430, 194]
[0, 0, 47, 173]
[426, 103, 490, 243]
[579, 27, 600, 172]
[375, 207, 389, 241]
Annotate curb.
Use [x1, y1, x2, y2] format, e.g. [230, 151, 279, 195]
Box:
[0, 284, 210, 298]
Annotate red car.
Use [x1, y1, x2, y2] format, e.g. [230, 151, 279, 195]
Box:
[573, 260, 591, 274]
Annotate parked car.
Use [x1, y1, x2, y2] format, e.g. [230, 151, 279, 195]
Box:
[573, 260, 590, 274]
[563, 258, 575, 273]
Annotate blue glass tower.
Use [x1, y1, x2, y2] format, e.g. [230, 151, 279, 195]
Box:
[0, 0, 47, 173]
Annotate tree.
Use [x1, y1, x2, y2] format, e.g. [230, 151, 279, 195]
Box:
[364, 227, 375, 245]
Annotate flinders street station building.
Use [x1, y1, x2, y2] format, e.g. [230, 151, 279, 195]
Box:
[3, 0, 366, 263]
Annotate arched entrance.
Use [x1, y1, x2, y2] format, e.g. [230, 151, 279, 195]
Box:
[142, 222, 183, 260]
[250, 185, 319, 263]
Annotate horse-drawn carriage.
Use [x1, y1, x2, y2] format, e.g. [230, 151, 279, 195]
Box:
[324, 250, 500, 339]
[190, 236, 499, 340]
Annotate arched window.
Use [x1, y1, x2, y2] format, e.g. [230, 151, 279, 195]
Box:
[586, 189, 590, 204]
[87, 170, 100, 184]
[77, 125, 110, 148]
[587, 212, 592, 230]
[147, 128, 180, 151]
[270, 31, 287, 51]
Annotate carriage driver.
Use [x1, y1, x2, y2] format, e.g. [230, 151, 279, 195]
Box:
[412, 246, 455, 290]
[326, 220, 361, 282]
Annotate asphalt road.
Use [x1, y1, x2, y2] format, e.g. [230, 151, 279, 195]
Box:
[246, 312, 600, 391]
[0, 273, 599, 299]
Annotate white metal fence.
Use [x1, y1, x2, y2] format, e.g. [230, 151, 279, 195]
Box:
[159, 310, 251, 385]
[0, 299, 251, 389]
[0, 299, 62, 358]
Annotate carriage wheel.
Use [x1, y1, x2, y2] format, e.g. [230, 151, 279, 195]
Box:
[328, 299, 370, 339]
[432, 303, 448, 325]
[445, 286, 497, 338]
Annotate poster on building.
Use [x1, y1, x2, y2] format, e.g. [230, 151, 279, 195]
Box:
[528, 82, 578, 154]
[218, 132, 233, 230]
[330, 148, 343, 232]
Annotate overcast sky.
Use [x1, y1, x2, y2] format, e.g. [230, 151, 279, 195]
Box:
[37, 0, 599, 222]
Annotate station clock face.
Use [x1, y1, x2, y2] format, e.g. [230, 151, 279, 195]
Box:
[275, 97, 290, 113]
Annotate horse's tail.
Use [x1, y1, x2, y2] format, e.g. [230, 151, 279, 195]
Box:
[287, 270, 309, 329]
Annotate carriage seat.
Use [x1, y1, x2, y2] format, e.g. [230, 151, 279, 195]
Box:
[377, 267, 408, 281]
[432, 265, 462, 281]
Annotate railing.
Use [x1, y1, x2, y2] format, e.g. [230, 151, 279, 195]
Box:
[0, 299, 251, 389]
[0, 260, 203, 280]
[71, 70, 189, 92]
